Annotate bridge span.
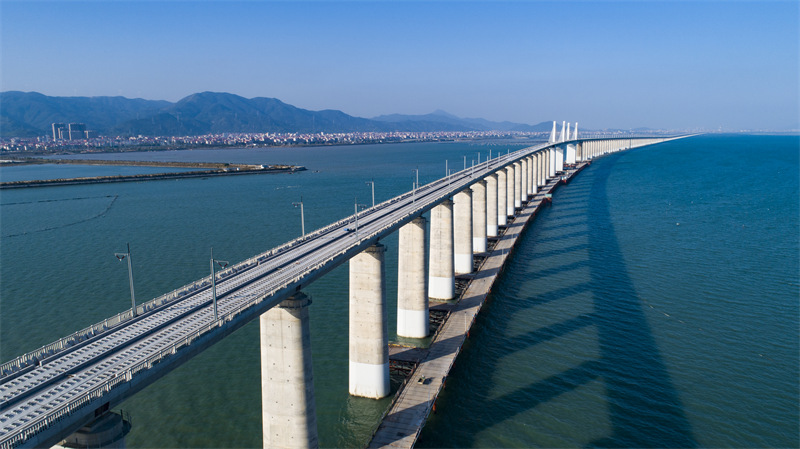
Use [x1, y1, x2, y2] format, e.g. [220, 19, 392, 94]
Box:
[0, 128, 692, 448]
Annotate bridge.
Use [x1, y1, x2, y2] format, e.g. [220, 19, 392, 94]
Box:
[0, 124, 692, 449]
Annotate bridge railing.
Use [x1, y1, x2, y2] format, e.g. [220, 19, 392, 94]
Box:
[0, 271, 226, 378]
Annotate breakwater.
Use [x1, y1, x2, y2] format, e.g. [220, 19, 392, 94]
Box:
[0, 165, 305, 189]
[1, 158, 264, 170]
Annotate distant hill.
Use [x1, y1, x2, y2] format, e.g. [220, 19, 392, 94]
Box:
[0, 91, 171, 137]
[0, 91, 552, 138]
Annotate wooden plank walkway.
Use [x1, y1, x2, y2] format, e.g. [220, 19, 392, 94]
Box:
[367, 163, 588, 448]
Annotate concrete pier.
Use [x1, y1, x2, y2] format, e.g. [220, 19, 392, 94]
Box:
[471, 181, 487, 253]
[513, 162, 522, 209]
[349, 244, 390, 399]
[429, 200, 455, 300]
[397, 217, 429, 338]
[529, 155, 538, 196]
[539, 152, 546, 186]
[521, 158, 529, 199]
[506, 166, 515, 217]
[549, 148, 556, 178]
[496, 169, 507, 227]
[566, 143, 576, 164]
[485, 174, 498, 237]
[555, 146, 564, 172]
[453, 189, 473, 274]
[260, 292, 319, 448]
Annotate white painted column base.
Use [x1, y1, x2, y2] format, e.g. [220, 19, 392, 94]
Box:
[498, 214, 507, 226]
[473, 237, 486, 253]
[397, 308, 428, 338]
[429, 275, 455, 300]
[349, 360, 390, 399]
[455, 253, 472, 274]
[487, 224, 498, 237]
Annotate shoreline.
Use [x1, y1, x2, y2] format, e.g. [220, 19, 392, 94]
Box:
[0, 135, 546, 157]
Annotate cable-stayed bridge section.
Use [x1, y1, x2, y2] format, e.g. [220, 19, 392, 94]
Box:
[0, 128, 693, 449]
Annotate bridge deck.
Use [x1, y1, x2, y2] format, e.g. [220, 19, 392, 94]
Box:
[367, 163, 588, 449]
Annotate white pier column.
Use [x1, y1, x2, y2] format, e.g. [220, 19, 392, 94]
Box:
[429, 200, 455, 300]
[540, 151, 546, 184]
[514, 161, 522, 208]
[529, 155, 538, 195]
[496, 169, 507, 226]
[549, 148, 556, 178]
[397, 217, 428, 338]
[506, 166, 515, 216]
[349, 244, 389, 399]
[556, 146, 564, 172]
[565, 144, 575, 165]
[261, 292, 319, 449]
[453, 189, 473, 274]
[540, 151, 547, 185]
[485, 174, 498, 237]
[523, 157, 530, 198]
[471, 180, 487, 253]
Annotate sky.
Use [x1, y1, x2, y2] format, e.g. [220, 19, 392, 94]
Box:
[1, 1, 798, 131]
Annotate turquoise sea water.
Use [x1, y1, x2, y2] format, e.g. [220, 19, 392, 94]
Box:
[1, 135, 797, 447]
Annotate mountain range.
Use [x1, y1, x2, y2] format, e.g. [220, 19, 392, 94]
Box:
[0, 91, 553, 138]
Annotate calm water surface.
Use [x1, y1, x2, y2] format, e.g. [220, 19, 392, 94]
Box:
[1, 136, 797, 447]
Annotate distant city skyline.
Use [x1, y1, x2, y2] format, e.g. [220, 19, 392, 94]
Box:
[1, 1, 798, 131]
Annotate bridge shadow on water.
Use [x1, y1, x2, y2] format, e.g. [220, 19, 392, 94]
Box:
[417, 156, 696, 448]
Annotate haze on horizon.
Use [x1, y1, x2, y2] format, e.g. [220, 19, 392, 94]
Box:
[1, 1, 798, 132]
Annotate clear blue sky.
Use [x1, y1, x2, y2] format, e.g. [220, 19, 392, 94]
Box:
[2, 1, 798, 131]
